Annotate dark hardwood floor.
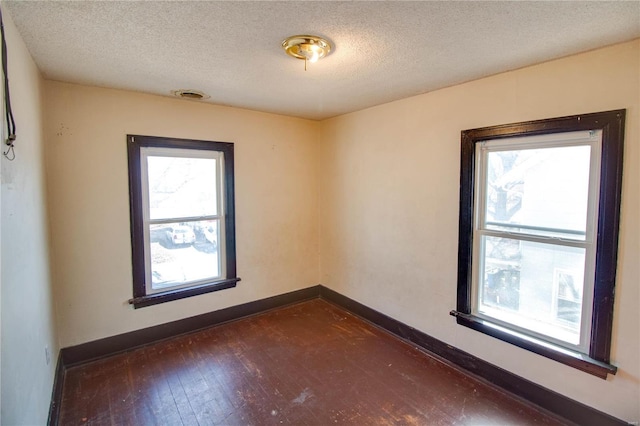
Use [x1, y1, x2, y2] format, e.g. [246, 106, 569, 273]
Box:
[59, 299, 568, 425]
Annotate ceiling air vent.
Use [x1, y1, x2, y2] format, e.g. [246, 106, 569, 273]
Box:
[171, 89, 210, 100]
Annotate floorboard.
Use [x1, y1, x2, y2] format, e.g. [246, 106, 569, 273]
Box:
[59, 299, 569, 425]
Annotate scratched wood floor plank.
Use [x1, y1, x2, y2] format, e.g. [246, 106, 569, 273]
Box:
[59, 299, 568, 425]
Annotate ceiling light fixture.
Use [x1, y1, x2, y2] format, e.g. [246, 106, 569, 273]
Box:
[282, 35, 332, 71]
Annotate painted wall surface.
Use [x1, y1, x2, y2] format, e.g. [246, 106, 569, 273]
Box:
[318, 40, 640, 422]
[0, 9, 58, 425]
[44, 82, 319, 347]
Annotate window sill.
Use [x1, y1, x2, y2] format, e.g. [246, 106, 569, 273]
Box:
[450, 310, 617, 379]
[129, 278, 241, 309]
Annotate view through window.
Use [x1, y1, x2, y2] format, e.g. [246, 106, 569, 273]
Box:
[144, 151, 224, 292]
[474, 135, 598, 351]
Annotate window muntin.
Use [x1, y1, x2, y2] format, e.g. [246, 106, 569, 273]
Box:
[472, 131, 600, 352]
[454, 110, 625, 378]
[127, 135, 239, 308]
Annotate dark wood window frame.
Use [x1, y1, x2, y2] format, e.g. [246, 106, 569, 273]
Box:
[452, 110, 625, 379]
[127, 135, 239, 309]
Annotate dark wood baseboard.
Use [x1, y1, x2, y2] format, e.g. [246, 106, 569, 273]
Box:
[50, 284, 629, 426]
[61, 285, 321, 367]
[47, 352, 65, 426]
[318, 285, 629, 426]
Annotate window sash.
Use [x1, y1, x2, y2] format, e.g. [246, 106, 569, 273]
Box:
[470, 132, 602, 353]
[139, 147, 227, 294]
[474, 131, 602, 241]
[471, 233, 593, 352]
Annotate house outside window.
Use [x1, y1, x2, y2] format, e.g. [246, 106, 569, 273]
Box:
[453, 110, 625, 378]
[127, 135, 239, 308]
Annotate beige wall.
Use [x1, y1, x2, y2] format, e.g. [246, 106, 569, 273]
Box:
[44, 83, 320, 347]
[319, 40, 640, 422]
[0, 8, 58, 425]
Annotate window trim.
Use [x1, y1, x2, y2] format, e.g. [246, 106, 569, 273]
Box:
[453, 110, 625, 378]
[127, 135, 239, 309]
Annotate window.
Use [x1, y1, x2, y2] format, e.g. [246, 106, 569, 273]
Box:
[127, 135, 239, 308]
[453, 110, 625, 378]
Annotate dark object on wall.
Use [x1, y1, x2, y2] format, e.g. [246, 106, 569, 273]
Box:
[0, 6, 16, 160]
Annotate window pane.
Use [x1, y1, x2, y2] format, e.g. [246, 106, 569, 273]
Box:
[149, 221, 220, 290]
[484, 145, 591, 239]
[147, 156, 218, 220]
[477, 235, 586, 345]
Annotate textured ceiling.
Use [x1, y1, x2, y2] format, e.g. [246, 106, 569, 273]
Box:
[4, 1, 640, 120]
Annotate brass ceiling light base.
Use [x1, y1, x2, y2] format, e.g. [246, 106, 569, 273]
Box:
[282, 35, 332, 70]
